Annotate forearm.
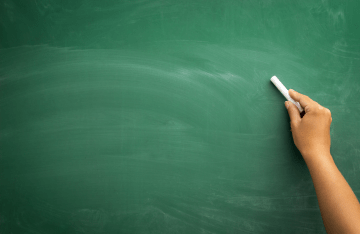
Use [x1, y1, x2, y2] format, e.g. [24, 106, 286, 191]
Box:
[305, 153, 360, 234]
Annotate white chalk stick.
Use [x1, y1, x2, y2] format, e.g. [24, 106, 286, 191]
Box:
[270, 76, 304, 113]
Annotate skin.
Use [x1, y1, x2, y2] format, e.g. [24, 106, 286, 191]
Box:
[285, 89, 360, 234]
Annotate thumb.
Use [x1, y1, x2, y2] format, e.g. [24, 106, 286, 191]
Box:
[285, 101, 301, 127]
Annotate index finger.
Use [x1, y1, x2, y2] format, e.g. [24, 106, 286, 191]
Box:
[288, 89, 316, 112]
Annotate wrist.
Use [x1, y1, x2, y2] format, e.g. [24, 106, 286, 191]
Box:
[302, 151, 334, 168]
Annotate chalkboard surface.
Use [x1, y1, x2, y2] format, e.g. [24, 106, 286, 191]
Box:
[1, 1, 360, 233]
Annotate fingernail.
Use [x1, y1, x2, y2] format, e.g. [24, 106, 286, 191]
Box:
[285, 101, 289, 109]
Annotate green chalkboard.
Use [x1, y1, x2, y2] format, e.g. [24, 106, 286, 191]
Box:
[1, 1, 360, 233]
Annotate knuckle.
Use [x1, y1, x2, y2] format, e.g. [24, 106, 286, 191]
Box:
[324, 108, 331, 116]
[326, 108, 332, 121]
[315, 106, 323, 114]
[311, 106, 320, 114]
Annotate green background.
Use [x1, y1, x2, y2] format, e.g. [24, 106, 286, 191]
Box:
[1, 0, 360, 233]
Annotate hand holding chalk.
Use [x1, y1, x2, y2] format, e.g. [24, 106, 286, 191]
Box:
[270, 76, 304, 113]
[285, 89, 332, 161]
[271, 75, 332, 159]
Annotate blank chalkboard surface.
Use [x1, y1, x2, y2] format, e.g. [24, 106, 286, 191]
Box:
[1, 1, 360, 233]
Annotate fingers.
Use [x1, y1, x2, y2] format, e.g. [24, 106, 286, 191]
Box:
[289, 89, 315, 113]
[285, 101, 301, 128]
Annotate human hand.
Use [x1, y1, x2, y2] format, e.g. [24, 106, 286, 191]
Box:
[285, 89, 332, 162]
